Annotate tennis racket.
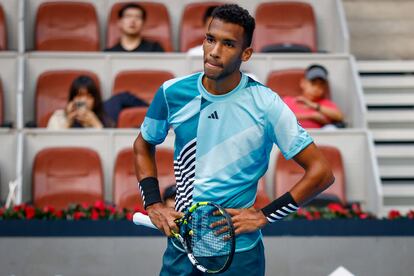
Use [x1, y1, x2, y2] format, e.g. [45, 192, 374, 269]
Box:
[133, 201, 235, 274]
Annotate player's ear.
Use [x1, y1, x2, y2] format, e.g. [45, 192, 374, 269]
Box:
[241, 46, 253, 62]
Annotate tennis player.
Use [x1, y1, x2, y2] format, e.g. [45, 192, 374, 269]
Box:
[134, 4, 334, 275]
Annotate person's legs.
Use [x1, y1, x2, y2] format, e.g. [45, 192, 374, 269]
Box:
[159, 239, 202, 276]
[212, 239, 265, 276]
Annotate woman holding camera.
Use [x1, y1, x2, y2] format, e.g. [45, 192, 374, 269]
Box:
[47, 76, 114, 129]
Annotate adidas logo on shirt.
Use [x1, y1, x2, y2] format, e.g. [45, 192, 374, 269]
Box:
[208, 111, 219, 119]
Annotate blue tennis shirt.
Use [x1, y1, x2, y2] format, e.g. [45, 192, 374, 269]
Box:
[141, 72, 313, 252]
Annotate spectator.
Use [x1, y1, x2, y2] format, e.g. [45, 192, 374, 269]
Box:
[47, 76, 114, 129]
[283, 64, 344, 129]
[187, 6, 218, 56]
[163, 184, 176, 209]
[105, 3, 164, 52]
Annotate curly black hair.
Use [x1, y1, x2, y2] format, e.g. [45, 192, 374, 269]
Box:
[211, 4, 255, 48]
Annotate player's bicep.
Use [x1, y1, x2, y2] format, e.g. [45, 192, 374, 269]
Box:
[140, 87, 170, 145]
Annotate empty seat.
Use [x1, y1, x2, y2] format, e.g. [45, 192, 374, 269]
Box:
[253, 2, 317, 53]
[0, 5, 7, 50]
[35, 2, 99, 51]
[117, 107, 147, 128]
[33, 147, 104, 209]
[112, 70, 174, 104]
[179, 2, 221, 52]
[253, 178, 271, 209]
[274, 145, 346, 204]
[107, 2, 172, 51]
[113, 148, 175, 210]
[266, 69, 331, 98]
[35, 70, 100, 127]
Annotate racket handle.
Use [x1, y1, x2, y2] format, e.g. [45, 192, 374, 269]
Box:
[132, 212, 157, 229]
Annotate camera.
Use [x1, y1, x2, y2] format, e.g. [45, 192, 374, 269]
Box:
[74, 101, 86, 109]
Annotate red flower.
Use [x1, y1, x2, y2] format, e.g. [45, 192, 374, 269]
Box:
[54, 210, 64, 218]
[351, 203, 362, 214]
[91, 210, 99, 220]
[313, 211, 321, 220]
[327, 203, 348, 216]
[359, 213, 369, 219]
[388, 210, 401, 220]
[0, 207, 4, 217]
[42, 206, 55, 213]
[94, 201, 106, 211]
[108, 206, 116, 214]
[126, 212, 133, 221]
[25, 206, 36, 219]
[81, 202, 90, 209]
[407, 210, 414, 219]
[73, 211, 85, 220]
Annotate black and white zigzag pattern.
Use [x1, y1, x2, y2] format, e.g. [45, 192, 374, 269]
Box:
[174, 139, 196, 212]
[266, 203, 298, 223]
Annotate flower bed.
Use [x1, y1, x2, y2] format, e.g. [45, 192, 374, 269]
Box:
[0, 201, 413, 221]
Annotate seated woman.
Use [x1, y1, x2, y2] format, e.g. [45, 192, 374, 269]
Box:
[283, 64, 344, 129]
[47, 76, 114, 129]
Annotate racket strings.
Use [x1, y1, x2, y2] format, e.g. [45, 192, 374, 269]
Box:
[190, 206, 232, 258]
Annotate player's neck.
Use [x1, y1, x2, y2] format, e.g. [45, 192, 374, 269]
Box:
[202, 71, 242, 95]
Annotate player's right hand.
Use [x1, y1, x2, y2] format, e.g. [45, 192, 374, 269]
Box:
[146, 202, 183, 237]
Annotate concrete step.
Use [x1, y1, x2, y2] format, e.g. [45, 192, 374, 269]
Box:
[361, 76, 414, 89]
[372, 129, 414, 142]
[365, 93, 414, 106]
[375, 145, 414, 158]
[383, 184, 414, 197]
[367, 110, 414, 124]
[378, 164, 414, 178]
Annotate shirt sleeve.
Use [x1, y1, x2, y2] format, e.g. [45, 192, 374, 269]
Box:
[140, 86, 169, 145]
[265, 93, 313, 160]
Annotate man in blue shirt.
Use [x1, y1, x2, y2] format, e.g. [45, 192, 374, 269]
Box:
[134, 4, 334, 275]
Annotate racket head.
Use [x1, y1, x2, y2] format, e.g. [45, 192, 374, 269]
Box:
[175, 201, 235, 274]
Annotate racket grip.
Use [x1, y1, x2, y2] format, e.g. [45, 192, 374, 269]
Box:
[132, 212, 157, 229]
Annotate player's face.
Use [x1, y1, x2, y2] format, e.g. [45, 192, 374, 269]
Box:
[119, 8, 145, 36]
[203, 18, 252, 81]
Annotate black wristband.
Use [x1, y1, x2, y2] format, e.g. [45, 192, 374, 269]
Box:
[138, 177, 162, 209]
[261, 192, 299, 223]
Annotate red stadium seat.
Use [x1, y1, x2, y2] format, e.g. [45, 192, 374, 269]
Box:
[0, 5, 7, 50]
[179, 2, 222, 52]
[266, 69, 331, 99]
[117, 107, 147, 128]
[35, 70, 100, 128]
[33, 147, 104, 209]
[253, 178, 271, 209]
[253, 2, 317, 53]
[113, 147, 175, 210]
[112, 70, 174, 104]
[107, 2, 173, 51]
[274, 146, 346, 204]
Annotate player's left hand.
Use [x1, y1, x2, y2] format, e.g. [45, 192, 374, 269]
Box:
[222, 207, 268, 235]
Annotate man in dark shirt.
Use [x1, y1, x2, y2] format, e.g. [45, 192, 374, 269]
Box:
[105, 3, 164, 52]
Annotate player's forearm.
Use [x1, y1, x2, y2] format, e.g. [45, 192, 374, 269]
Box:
[133, 133, 157, 180]
[289, 158, 335, 205]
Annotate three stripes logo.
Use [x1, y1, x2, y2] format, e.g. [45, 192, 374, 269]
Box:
[208, 111, 219, 119]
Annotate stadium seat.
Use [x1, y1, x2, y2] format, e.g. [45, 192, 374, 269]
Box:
[35, 70, 100, 128]
[113, 147, 175, 210]
[253, 2, 317, 53]
[274, 145, 346, 204]
[0, 5, 7, 50]
[35, 2, 99, 51]
[107, 2, 173, 51]
[0, 78, 3, 124]
[33, 147, 104, 209]
[112, 70, 174, 104]
[117, 107, 147, 128]
[253, 178, 271, 209]
[179, 2, 222, 52]
[266, 69, 331, 99]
